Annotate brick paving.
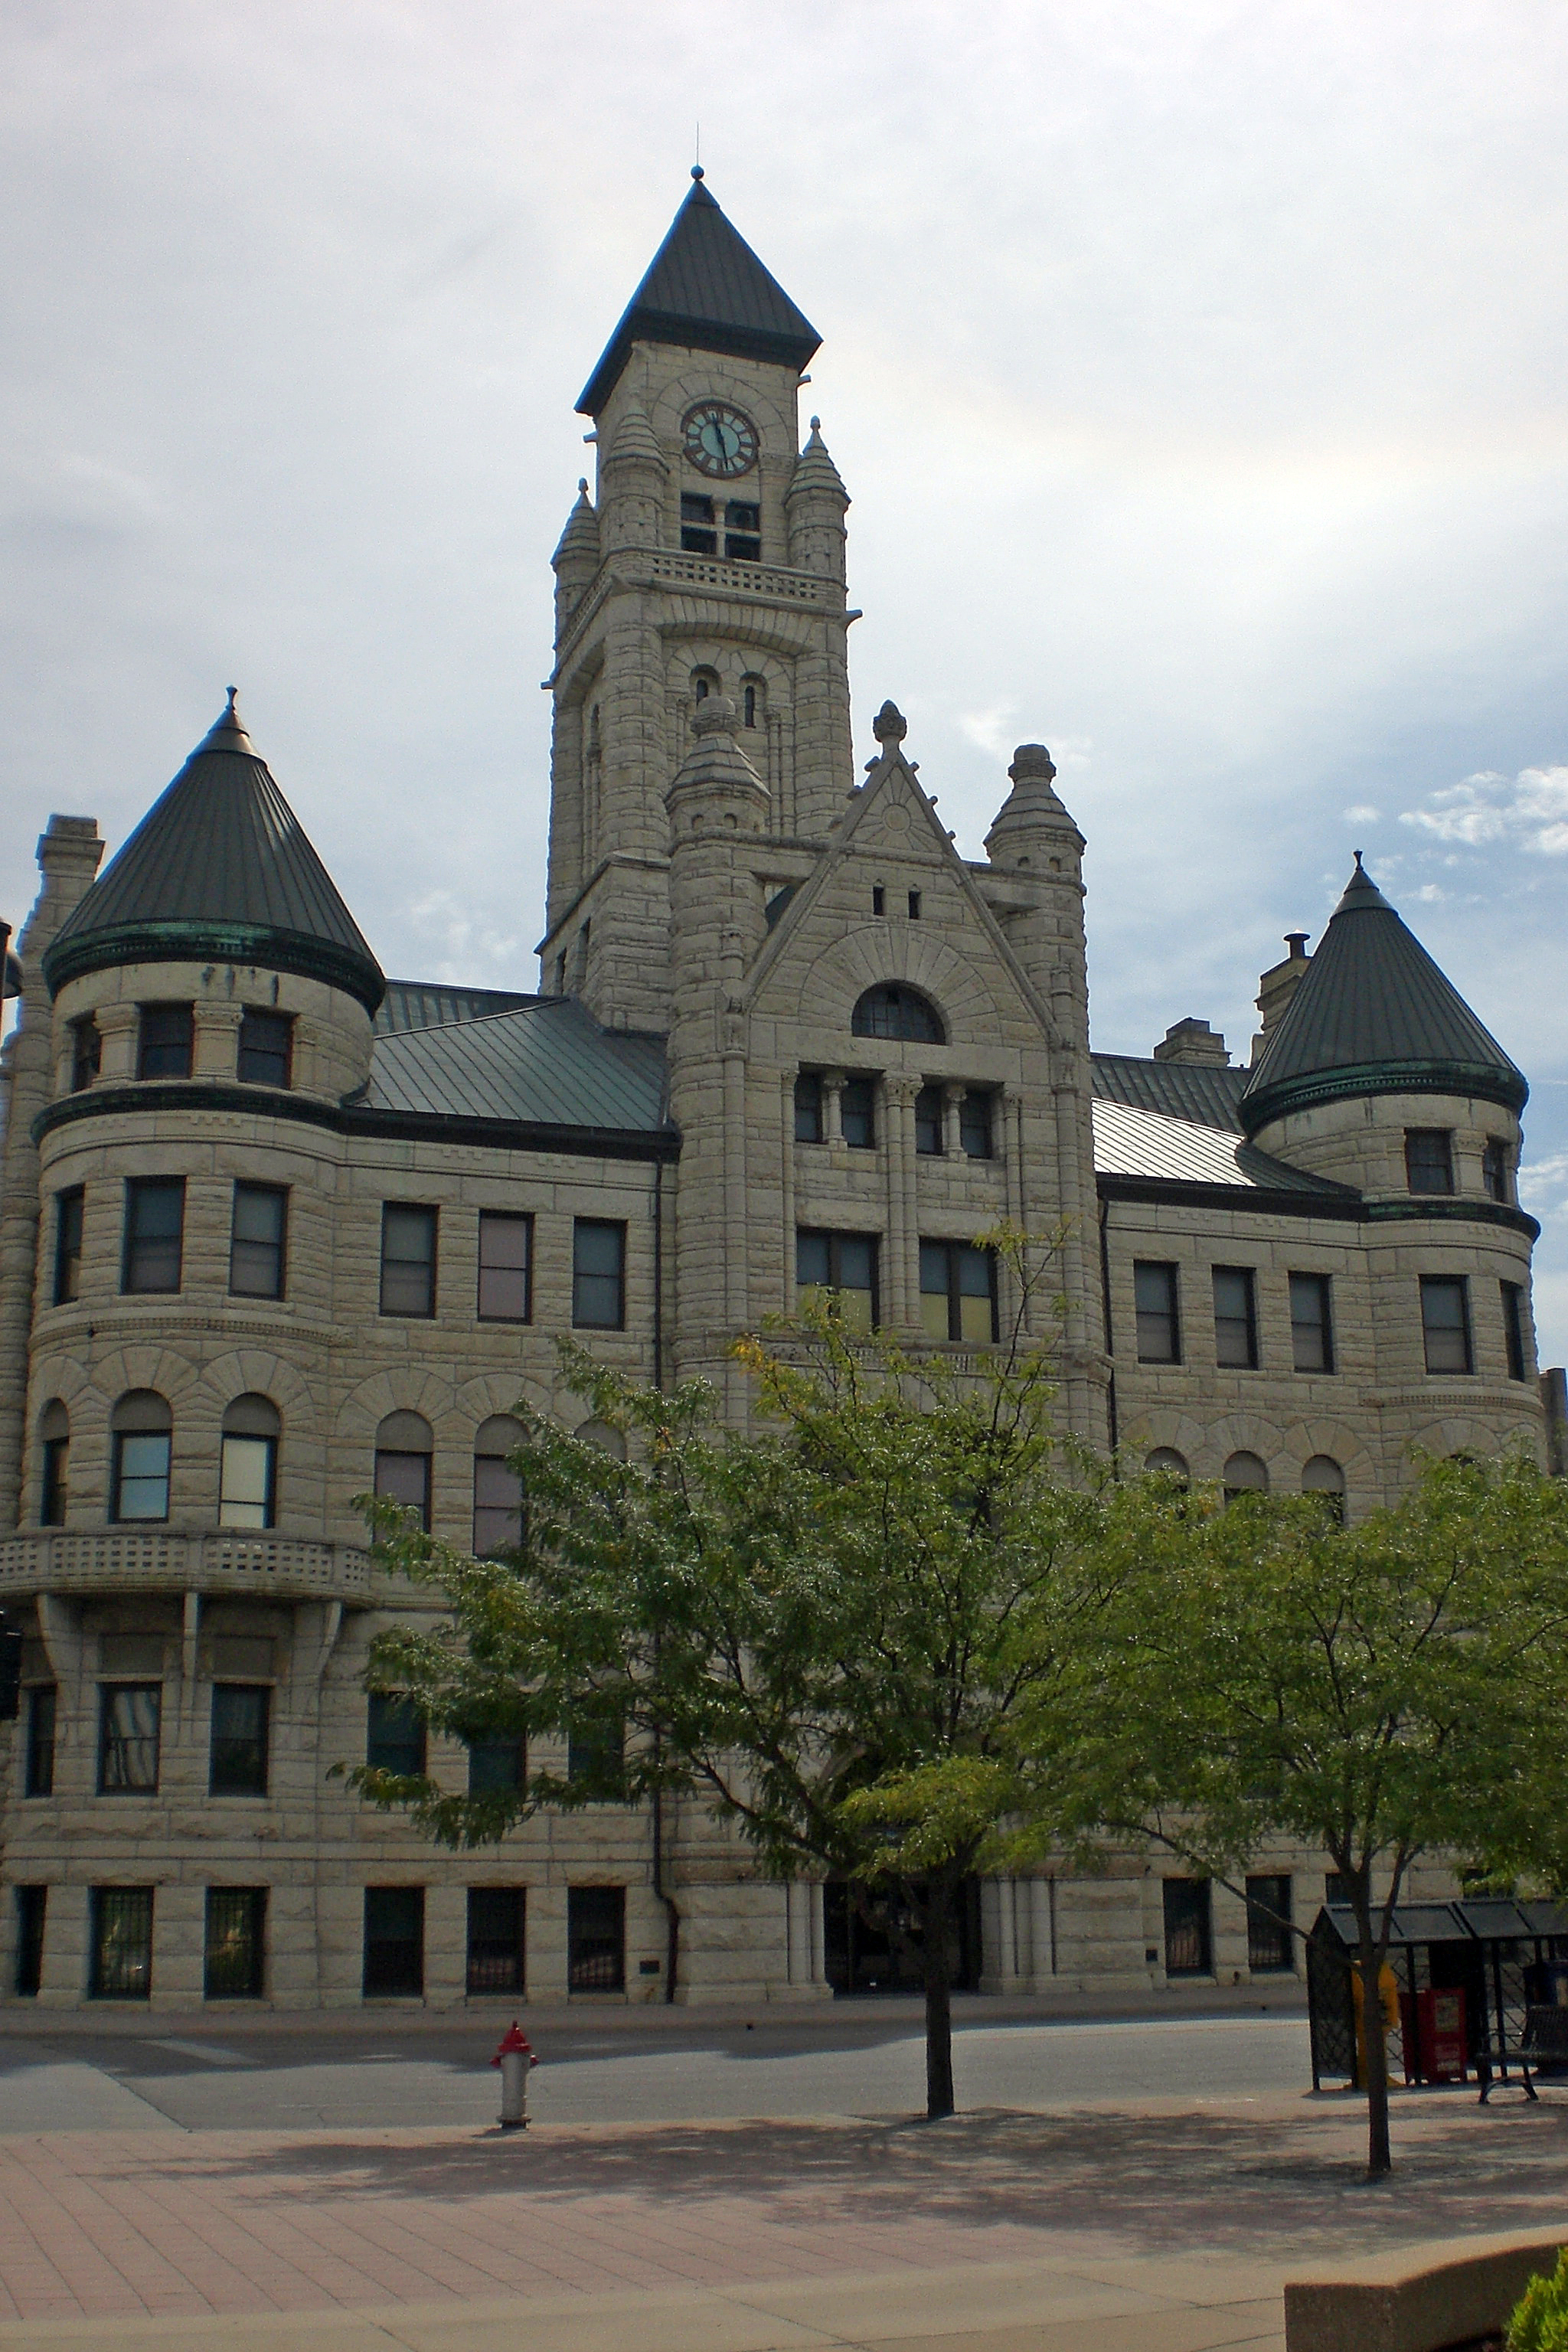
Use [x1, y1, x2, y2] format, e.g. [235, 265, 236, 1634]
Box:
[0, 2093, 1564, 2333]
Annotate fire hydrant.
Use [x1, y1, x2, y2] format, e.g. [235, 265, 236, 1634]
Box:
[491, 2020, 537, 2131]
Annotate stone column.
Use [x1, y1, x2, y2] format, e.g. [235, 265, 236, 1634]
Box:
[942, 1082, 966, 1159]
[884, 1075, 920, 1329]
[821, 1069, 846, 1149]
[96, 1001, 138, 1083]
[194, 1001, 242, 1082]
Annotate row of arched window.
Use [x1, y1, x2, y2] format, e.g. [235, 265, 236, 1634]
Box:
[1145, 1446, 1348, 1513]
[32, 1396, 625, 1555]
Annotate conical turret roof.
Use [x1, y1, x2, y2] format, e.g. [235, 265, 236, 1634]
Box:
[1240, 854, 1524, 1134]
[577, 172, 820, 416]
[44, 693, 384, 1011]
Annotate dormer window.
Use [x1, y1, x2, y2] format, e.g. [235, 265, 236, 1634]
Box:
[237, 1009, 293, 1088]
[724, 500, 760, 560]
[681, 494, 717, 554]
[138, 1002, 193, 1080]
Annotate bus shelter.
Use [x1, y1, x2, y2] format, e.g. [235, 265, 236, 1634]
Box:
[1307, 1898, 1568, 2091]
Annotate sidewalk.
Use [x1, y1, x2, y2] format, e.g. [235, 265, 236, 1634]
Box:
[0, 2093, 1562, 2352]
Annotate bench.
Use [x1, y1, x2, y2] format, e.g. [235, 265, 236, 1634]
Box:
[1478, 2004, 1568, 2103]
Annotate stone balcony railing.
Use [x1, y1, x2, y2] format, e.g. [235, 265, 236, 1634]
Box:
[0, 1528, 373, 1604]
[648, 550, 833, 606]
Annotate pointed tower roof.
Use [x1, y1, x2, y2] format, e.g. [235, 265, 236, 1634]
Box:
[43, 692, 385, 1011]
[577, 171, 820, 416]
[1240, 854, 1524, 1134]
[787, 416, 848, 503]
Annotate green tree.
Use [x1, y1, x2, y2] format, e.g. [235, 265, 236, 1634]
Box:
[348, 1236, 1142, 2118]
[1065, 1453, 1568, 2177]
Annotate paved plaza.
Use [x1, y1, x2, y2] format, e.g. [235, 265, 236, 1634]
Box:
[0, 2007, 1563, 2351]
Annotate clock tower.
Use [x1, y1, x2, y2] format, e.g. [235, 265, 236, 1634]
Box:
[540, 170, 854, 1028]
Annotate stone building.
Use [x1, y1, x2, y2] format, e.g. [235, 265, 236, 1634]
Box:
[0, 172, 1553, 2012]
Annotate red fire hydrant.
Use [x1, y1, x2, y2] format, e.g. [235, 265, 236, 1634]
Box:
[491, 2020, 537, 2131]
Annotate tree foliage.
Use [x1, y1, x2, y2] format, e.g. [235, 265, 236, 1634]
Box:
[1066, 1452, 1568, 2175]
[349, 1232, 1150, 2117]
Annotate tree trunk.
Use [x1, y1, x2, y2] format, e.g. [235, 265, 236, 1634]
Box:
[1352, 1890, 1393, 2179]
[923, 1878, 956, 2120]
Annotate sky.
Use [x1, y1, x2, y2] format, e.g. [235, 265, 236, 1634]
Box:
[3, 0, 1568, 1349]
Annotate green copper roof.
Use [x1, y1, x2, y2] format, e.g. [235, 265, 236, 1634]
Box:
[43, 694, 384, 1011]
[1240, 855, 1526, 1135]
[577, 172, 820, 416]
[367, 998, 671, 1134]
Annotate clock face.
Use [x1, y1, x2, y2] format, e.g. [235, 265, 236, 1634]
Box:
[683, 402, 758, 479]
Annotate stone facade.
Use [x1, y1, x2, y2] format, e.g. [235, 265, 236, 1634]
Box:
[0, 177, 1550, 2013]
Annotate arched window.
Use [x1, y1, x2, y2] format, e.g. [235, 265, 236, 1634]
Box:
[1222, 1451, 1269, 1504]
[573, 1417, 628, 1461]
[38, 1400, 69, 1527]
[1302, 1454, 1346, 1524]
[1144, 1446, 1189, 1483]
[220, 1395, 280, 1531]
[691, 666, 720, 705]
[851, 985, 945, 1044]
[111, 1391, 172, 1524]
[742, 678, 763, 730]
[473, 1414, 525, 1558]
[374, 1410, 433, 1533]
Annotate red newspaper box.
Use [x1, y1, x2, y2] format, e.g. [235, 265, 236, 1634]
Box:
[1401, 1984, 1468, 2082]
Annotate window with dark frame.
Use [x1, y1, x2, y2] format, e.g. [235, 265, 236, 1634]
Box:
[1405, 1128, 1455, 1194]
[914, 1084, 944, 1155]
[1212, 1266, 1259, 1368]
[796, 1230, 878, 1331]
[15, 1886, 47, 1998]
[1161, 1878, 1212, 1977]
[468, 1733, 525, 1795]
[572, 1219, 626, 1330]
[39, 1423, 68, 1527]
[237, 1008, 293, 1087]
[1420, 1275, 1473, 1374]
[90, 1886, 153, 1999]
[466, 1887, 525, 1994]
[137, 1002, 193, 1080]
[1133, 1262, 1181, 1364]
[230, 1184, 286, 1298]
[851, 984, 944, 1043]
[379, 1204, 437, 1317]
[1482, 1136, 1513, 1204]
[70, 1014, 101, 1092]
[1289, 1272, 1334, 1373]
[374, 1439, 432, 1531]
[204, 1886, 266, 1998]
[907, 888, 922, 920]
[724, 498, 760, 560]
[24, 1686, 56, 1797]
[793, 1072, 824, 1144]
[1245, 1873, 1294, 1972]
[567, 1883, 626, 1993]
[959, 1089, 994, 1159]
[98, 1684, 161, 1793]
[872, 885, 886, 916]
[219, 1398, 279, 1530]
[567, 1713, 626, 1793]
[1502, 1280, 1529, 1382]
[136, 1011, 192, 1082]
[919, 1240, 998, 1344]
[111, 1400, 172, 1522]
[743, 682, 759, 727]
[680, 492, 717, 554]
[122, 1176, 185, 1293]
[366, 1694, 426, 1779]
[362, 1886, 424, 1997]
[210, 1685, 270, 1796]
[54, 1187, 83, 1303]
[840, 1076, 876, 1149]
[472, 1442, 524, 1558]
[477, 1211, 533, 1322]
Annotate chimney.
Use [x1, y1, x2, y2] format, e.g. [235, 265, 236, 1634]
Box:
[1251, 932, 1310, 1064]
[1152, 1018, 1230, 1067]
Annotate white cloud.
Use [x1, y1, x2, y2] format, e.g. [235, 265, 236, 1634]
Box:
[1400, 766, 1568, 854]
[1342, 804, 1381, 824]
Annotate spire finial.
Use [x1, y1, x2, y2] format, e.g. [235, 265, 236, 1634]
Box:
[872, 700, 907, 747]
[808, 414, 821, 433]
[1354, 848, 1364, 869]
[226, 685, 237, 713]
[691, 162, 704, 181]
[577, 476, 589, 496]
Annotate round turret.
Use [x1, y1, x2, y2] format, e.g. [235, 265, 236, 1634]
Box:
[551, 479, 600, 630]
[785, 418, 849, 580]
[597, 398, 668, 555]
